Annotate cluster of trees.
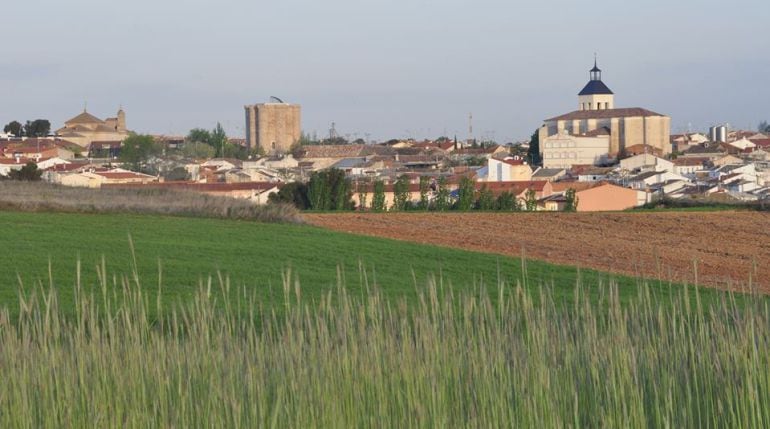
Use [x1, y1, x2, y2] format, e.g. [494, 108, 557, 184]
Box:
[119, 134, 162, 172]
[759, 121, 770, 134]
[363, 176, 537, 212]
[268, 168, 353, 210]
[183, 123, 260, 160]
[269, 169, 578, 213]
[3, 120, 51, 138]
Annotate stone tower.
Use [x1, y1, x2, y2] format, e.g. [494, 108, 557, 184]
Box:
[578, 59, 615, 111]
[117, 108, 126, 132]
[244, 101, 301, 154]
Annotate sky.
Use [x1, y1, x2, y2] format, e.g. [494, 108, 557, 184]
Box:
[1, 0, 769, 142]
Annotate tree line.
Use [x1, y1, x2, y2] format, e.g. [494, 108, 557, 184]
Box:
[269, 168, 578, 212]
[3, 120, 51, 138]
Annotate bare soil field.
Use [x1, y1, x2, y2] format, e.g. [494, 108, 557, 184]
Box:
[305, 212, 770, 292]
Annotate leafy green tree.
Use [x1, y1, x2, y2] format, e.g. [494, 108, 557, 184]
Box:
[23, 119, 51, 137]
[181, 141, 216, 159]
[210, 123, 228, 158]
[120, 134, 161, 171]
[372, 180, 386, 212]
[418, 176, 431, 210]
[357, 180, 369, 211]
[563, 188, 579, 212]
[268, 182, 310, 210]
[162, 167, 190, 181]
[392, 175, 411, 211]
[456, 176, 475, 211]
[308, 174, 330, 210]
[496, 192, 519, 211]
[186, 128, 211, 145]
[526, 129, 542, 166]
[524, 189, 538, 212]
[307, 169, 353, 211]
[476, 185, 495, 211]
[759, 121, 770, 133]
[3, 121, 23, 137]
[434, 176, 450, 211]
[8, 162, 42, 181]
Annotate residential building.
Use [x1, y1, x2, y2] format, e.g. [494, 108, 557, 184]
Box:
[486, 156, 532, 182]
[619, 154, 674, 173]
[575, 183, 644, 211]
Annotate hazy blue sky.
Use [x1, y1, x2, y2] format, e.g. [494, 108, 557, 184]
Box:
[1, 0, 769, 141]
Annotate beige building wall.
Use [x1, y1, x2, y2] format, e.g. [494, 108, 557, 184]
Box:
[542, 134, 611, 169]
[245, 103, 301, 154]
[576, 184, 641, 212]
[60, 173, 102, 188]
[352, 190, 423, 210]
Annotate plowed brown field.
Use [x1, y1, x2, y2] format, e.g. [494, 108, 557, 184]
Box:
[305, 212, 770, 292]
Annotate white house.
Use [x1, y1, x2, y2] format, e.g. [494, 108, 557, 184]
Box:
[487, 156, 532, 182]
[619, 154, 674, 173]
[628, 170, 689, 190]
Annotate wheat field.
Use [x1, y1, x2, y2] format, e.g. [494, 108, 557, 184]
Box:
[0, 258, 768, 428]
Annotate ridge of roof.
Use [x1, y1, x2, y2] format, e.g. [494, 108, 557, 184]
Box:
[65, 111, 105, 126]
[545, 107, 666, 122]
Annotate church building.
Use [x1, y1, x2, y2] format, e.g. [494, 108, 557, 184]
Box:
[538, 60, 671, 168]
[56, 108, 130, 148]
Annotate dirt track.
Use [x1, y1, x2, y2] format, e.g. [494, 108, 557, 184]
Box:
[305, 212, 770, 292]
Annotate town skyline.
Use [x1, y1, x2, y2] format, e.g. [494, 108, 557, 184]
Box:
[1, 0, 769, 141]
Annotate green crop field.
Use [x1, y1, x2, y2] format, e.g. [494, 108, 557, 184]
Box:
[0, 210, 716, 316]
[1, 210, 769, 427]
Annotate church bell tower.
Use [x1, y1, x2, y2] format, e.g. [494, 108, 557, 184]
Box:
[578, 57, 615, 111]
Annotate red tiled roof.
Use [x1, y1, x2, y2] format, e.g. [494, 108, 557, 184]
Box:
[481, 180, 549, 195]
[104, 182, 279, 192]
[672, 158, 706, 166]
[44, 163, 88, 172]
[94, 171, 155, 180]
[545, 107, 665, 122]
[625, 144, 663, 155]
[498, 157, 527, 166]
[550, 181, 597, 192]
[0, 158, 33, 165]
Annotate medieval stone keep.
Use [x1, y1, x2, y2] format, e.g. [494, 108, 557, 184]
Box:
[244, 101, 301, 154]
